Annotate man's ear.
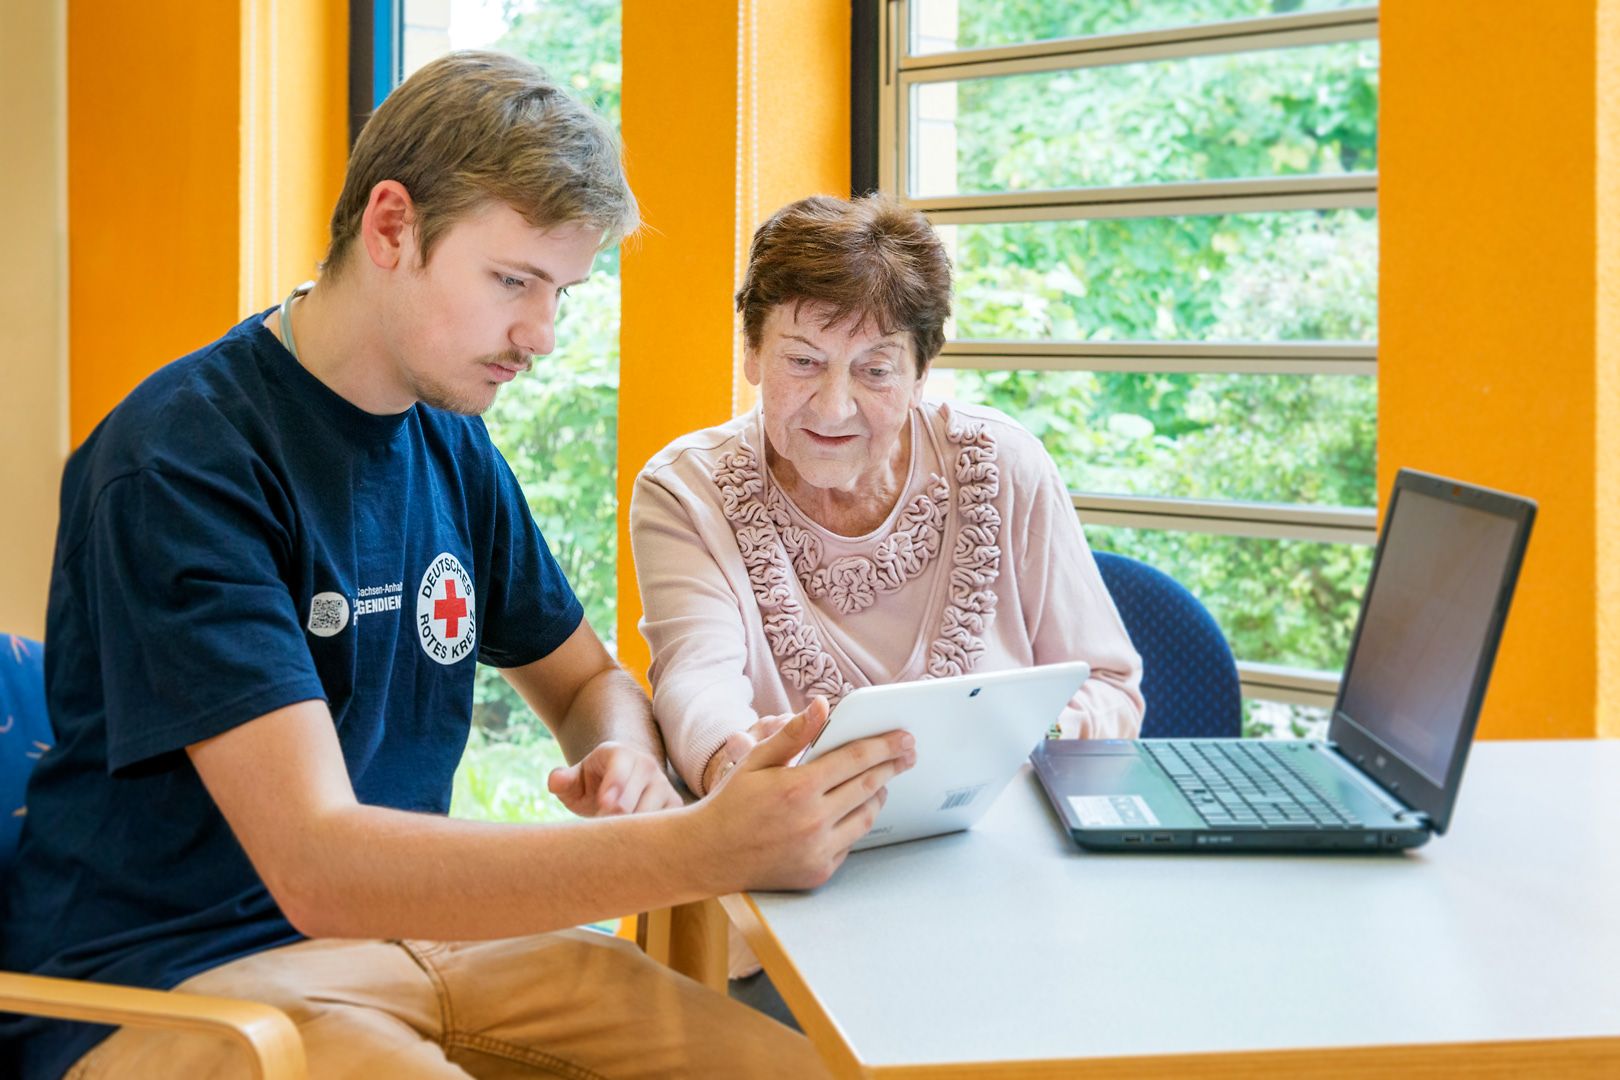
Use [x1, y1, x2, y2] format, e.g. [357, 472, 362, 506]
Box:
[359, 180, 417, 271]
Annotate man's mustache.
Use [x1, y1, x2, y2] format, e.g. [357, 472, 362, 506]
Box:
[486, 351, 532, 371]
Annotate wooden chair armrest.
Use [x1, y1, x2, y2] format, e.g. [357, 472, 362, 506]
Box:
[0, 971, 306, 1080]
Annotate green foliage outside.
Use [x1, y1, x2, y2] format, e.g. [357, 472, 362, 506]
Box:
[451, 726, 573, 824]
[452, 0, 624, 822]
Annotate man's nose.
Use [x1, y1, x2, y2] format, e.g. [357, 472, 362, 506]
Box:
[512, 297, 558, 357]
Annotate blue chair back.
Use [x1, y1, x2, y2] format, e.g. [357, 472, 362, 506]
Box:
[1093, 553, 1242, 739]
[2, 636, 51, 880]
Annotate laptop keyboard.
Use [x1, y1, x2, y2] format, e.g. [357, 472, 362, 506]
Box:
[1143, 740, 1364, 829]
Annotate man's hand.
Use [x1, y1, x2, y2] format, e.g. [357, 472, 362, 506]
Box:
[695, 696, 916, 892]
[548, 742, 683, 816]
[701, 711, 794, 794]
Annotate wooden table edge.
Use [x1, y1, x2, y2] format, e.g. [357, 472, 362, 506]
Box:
[856, 1036, 1620, 1078]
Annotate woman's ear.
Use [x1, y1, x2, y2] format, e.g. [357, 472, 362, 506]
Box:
[744, 347, 762, 387]
[910, 363, 930, 407]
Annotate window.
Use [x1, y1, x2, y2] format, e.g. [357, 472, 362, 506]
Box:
[377, 0, 625, 820]
[870, 2, 1380, 737]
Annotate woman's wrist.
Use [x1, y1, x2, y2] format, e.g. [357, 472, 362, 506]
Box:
[701, 744, 731, 795]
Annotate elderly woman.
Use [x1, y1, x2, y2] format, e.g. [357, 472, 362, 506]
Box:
[631, 194, 1144, 805]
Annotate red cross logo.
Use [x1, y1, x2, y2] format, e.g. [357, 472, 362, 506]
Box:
[416, 552, 476, 666]
[434, 579, 468, 639]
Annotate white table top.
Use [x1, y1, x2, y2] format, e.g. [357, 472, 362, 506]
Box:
[734, 740, 1620, 1073]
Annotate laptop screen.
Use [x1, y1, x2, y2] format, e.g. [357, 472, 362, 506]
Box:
[1335, 486, 1523, 788]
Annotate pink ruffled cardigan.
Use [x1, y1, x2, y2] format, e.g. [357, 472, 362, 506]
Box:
[630, 400, 1144, 796]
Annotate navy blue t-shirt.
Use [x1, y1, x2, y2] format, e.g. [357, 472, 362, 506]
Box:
[0, 310, 583, 1078]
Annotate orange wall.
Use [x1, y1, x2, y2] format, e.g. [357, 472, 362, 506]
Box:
[750, 1, 851, 212]
[617, 1, 850, 677]
[68, 1, 242, 445]
[243, 0, 352, 312]
[1382, 5, 1606, 738]
[617, 2, 741, 678]
[67, 1, 347, 447]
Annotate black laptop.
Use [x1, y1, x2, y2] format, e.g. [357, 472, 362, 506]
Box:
[1033, 469, 1536, 852]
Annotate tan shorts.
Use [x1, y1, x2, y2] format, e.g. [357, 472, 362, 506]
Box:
[66, 930, 826, 1079]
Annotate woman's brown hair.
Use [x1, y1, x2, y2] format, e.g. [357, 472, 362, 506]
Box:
[736, 195, 953, 375]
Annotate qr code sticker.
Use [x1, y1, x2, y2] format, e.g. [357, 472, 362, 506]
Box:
[307, 592, 350, 637]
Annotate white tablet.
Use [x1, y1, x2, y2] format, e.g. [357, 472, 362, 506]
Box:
[797, 662, 1090, 851]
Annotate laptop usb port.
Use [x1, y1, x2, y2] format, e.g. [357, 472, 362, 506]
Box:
[1152, 833, 1173, 844]
[1122, 833, 1144, 844]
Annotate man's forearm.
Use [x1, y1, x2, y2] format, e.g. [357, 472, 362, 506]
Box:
[278, 800, 722, 940]
[550, 664, 664, 764]
[194, 696, 915, 943]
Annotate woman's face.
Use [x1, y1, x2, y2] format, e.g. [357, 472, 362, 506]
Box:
[745, 301, 926, 494]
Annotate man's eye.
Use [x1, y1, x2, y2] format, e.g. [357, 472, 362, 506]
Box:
[558, 287, 571, 300]
[497, 274, 527, 289]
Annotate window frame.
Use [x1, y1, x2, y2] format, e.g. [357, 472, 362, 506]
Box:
[868, 2, 1383, 710]
[350, 0, 403, 144]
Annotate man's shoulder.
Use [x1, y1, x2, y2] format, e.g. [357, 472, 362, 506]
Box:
[56, 312, 301, 564]
[80, 312, 282, 474]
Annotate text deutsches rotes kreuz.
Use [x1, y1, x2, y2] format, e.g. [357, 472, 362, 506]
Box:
[417, 552, 477, 665]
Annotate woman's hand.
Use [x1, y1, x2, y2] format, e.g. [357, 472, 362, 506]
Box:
[702, 711, 796, 795]
[548, 741, 684, 816]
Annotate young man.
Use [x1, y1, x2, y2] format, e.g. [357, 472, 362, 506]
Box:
[0, 51, 911, 1079]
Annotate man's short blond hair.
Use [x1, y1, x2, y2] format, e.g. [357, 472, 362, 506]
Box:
[325, 50, 638, 276]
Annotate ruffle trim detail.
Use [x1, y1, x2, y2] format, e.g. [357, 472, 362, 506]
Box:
[713, 409, 1001, 705]
[786, 477, 948, 615]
